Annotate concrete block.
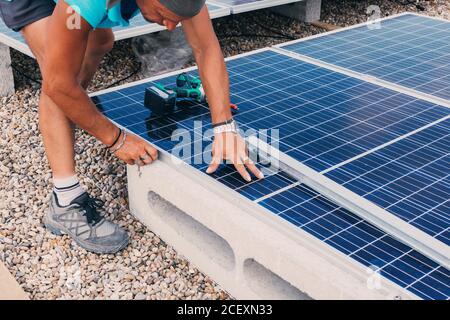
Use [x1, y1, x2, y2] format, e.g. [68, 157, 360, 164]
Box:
[0, 43, 15, 97]
[271, 0, 322, 23]
[0, 262, 28, 300]
[126, 154, 417, 300]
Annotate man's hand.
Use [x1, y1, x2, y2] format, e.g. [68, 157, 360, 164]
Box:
[182, 8, 264, 182]
[207, 132, 264, 182]
[113, 132, 158, 166]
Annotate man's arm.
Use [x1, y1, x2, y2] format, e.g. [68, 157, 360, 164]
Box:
[181, 6, 231, 125]
[182, 6, 263, 181]
[42, 1, 157, 166]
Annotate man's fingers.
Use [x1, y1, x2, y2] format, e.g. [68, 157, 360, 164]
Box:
[145, 144, 159, 161]
[140, 156, 153, 165]
[243, 157, 264, 179]
[206, 154, 222, 174]
[233, 158, 251, 182]
[139, 152, 153, 165]
[135, 159, 145, 167]
[136, 144, 158, 165]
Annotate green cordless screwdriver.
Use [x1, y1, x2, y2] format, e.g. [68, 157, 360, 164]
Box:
[144, 73, 238, 116]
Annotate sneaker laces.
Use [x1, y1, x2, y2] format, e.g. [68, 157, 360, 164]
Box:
[73, 196, 105, 225]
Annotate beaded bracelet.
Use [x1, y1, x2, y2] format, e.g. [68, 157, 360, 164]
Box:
[110, 131, 127, 154]
[107, 128, 122, 149]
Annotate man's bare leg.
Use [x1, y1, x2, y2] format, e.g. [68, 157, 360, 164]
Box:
[22, 18, 75, 178]
[21, 18, 114, 179]
[20, 18, 128, 254]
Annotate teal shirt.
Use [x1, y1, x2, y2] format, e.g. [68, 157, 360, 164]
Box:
[55, 0, 140, 29]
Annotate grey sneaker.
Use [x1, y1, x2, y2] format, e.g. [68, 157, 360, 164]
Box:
[43, 192, 129, 254]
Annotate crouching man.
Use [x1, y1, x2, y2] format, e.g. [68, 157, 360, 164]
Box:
[0, 0, 262, 254]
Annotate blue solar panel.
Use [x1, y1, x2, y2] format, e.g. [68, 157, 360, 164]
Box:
[93, 50, 450, 299]
[205, 2, 225, 11]
[325, 119, 450, 245]
[279, 14, 450, 101]
[95, 51, 450, 172]
[214, 0, 266, 4]
[113, 2, 229, 36]
[257, 183, 450, 300]
[193, 51, 448, 172]
[0, 3, 229, 55]
[113, 14, 155, 31]
[211, 0, 301, 13]
[0, 19, 25, 43]
[0, 18, 31, 55]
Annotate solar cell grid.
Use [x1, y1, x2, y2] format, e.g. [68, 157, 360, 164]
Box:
[257, 183, 450, 300]
[279, 13, 450, 101]
[93, 50, 450, 299]
[325, 118, 450, 245]
[210, 0, 302, 13]
[222, 51, 450, 172]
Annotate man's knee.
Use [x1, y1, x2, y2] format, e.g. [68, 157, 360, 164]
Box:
[87, 29, 114, 57]
[92, 36, 114, 57]
[20, 18, 50, 68]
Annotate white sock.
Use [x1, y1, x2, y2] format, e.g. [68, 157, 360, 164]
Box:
[53, 175, 85, 207]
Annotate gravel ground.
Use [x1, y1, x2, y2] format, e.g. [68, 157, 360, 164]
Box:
[1, 0, 449, 300]
[321, 0, 450, 25]
[0, 91, 229, 300]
